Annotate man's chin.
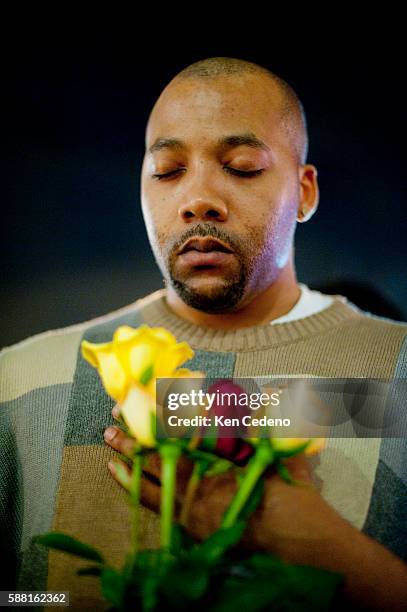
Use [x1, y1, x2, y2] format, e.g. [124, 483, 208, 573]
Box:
[170, 277, 245, 314]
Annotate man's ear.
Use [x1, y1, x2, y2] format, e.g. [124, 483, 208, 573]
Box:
[297, 164, 319, 223]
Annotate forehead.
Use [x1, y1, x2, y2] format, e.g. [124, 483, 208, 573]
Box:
[145, 75, 284, 149]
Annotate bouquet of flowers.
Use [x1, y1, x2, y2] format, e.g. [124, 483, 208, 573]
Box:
[35, 324, 343, 611]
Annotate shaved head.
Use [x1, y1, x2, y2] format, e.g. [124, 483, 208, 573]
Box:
[152, 56, 308, 164]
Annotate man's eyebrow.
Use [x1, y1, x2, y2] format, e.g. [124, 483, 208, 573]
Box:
[218, 133, 270, 152]
[148, 138, 184, 155]
[147, 132, 270, 155]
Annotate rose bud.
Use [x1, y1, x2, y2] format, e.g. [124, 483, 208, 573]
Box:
[204, 379, 254, 465]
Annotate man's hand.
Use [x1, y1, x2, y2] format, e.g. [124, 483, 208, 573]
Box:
[104, 412, 407, 611]
[103, 417, 329, 554]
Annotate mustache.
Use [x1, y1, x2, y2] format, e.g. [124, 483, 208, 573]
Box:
[167, 223, 241, 257]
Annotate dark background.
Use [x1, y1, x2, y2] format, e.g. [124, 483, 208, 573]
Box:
[2, 32, 406, 349]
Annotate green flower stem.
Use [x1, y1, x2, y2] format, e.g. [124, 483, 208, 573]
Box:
[179, 460, 208, 527]
[159, 443, 181, 550]
[130, 452, 143, 557]
[221, 442, 274, 529]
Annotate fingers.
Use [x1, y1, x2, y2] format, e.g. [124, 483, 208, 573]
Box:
[104, 426, 137, 458]
[107, 403, 222, 514]
[282, 454, 313, 483]
[139, 453, 194, 501]
[108, 457, 161, 513]
[108, 457, 132, 490]
[143, 452, 161, 480]
[110, 401, 194, 487]
[112, 403, 121, 420]
[139, 475, 161, 512]
[139, 474, 182, 518]
[268, 454, 317, 490]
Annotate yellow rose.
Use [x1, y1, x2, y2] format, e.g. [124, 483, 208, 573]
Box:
[271, 437, 325, 456]
[119, 382, 157, 448]
[81, 324, 196, 402]
[81, 324, 203, 447]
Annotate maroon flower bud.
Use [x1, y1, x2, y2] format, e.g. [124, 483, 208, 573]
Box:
[204, 379, 254, 465]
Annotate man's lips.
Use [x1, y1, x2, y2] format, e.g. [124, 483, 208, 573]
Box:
[178, 250, 234, 267]
[177, 237, 234, 270]
[178, 237, 233, 255]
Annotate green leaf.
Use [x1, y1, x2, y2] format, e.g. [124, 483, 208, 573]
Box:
[186, 448, 222, 464]
[34, 532, 104, 563]
[211, 553, 343, 612]
[210, 576, 282, 612]
[246, 553, 343, 610]
[210, 557, 287, 612]
[284, 563, 344, 610]
[135, 549, 173, 571]
[275, 459, 312, 487]
[246, 552, 288, 572]
[191, 521, 246, 565]
[170, 523, 195, 554]
[196, 458, 211, 478]
[205, 458, 234, 477]
[199, 435, 217, 452]
[131, 550, 173, 611]
[161, 562, 209, 605]
[101, 567, 126, 608]
[139, 363, 154, 386]
[272, 440, 311, 458]
[276, 460, 296, 484]
[140, 576, 159, 612]
[198, 417, 218, 451]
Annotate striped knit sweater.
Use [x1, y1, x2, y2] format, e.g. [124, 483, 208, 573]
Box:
[1, 289, 406, 610]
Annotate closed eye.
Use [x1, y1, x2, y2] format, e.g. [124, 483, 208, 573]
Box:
[224, 167, 264, 178]
[152, 169, 185, 180]
[152, 167, 264, 180]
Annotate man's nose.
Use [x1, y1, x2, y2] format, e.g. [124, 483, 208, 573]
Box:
[178, 196, 228, 222]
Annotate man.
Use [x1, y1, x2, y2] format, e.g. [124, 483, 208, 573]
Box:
[1, 57, 406, 609]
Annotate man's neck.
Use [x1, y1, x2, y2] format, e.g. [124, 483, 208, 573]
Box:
[165, 264, 301, 331]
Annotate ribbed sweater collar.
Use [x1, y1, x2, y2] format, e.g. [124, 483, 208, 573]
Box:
[138, 289, 363, 352]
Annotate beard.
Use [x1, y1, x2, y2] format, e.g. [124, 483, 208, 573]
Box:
[160, 223, 253, 314]
[171, 269, 247, 314]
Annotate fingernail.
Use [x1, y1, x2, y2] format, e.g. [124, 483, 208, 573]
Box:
[104, 427, 118, 442]
[108, 460, 115, 472]
[112, 405, 120, 419]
